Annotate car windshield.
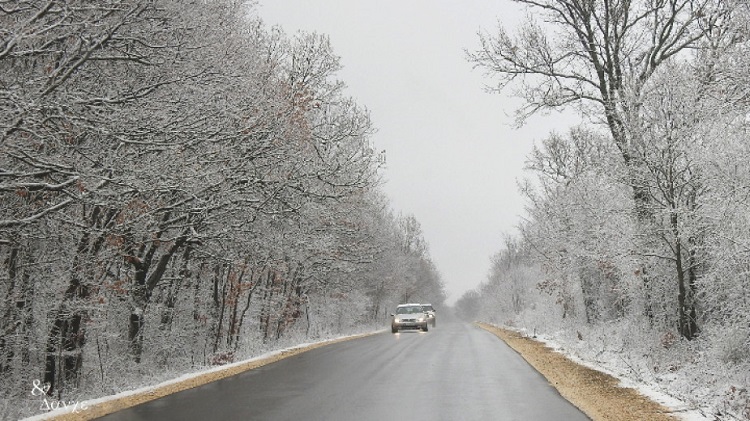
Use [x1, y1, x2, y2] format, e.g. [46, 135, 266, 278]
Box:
[396, 306, 422, 314]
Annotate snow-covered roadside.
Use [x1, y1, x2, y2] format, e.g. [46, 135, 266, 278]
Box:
[505, 325, 718, 421]
[20, 329, 385, 421]
[530, 333, 711, 421]
[479, 322, 679, 421]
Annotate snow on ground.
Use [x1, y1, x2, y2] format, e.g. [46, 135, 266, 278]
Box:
[516, 327, 721, 421]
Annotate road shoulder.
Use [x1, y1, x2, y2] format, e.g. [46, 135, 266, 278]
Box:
[477, 322, 679, 421]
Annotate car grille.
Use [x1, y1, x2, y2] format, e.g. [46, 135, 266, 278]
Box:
[402, 318, 416, 323]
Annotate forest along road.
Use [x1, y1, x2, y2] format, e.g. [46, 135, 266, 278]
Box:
[96, 318, 590, 421]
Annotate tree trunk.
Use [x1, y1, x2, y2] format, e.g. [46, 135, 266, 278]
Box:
[44, 280, 88, 395]
[127, 309, 145, 364]
[1, 246, 20, 374]
[43, 206, 104, 395]
[223, 265, 246, 349]
[259, 270, 274, 342]
[160, 246, 191, 332]
[212, 264, 227, 354]
[672, 213, 698, 339]
[235, 268, 260, 351]
[126, 230, 187, 362]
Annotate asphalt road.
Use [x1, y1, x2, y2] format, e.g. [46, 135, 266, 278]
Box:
[98, 316, 590, 421]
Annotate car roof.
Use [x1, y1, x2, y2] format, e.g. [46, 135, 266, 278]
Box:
[396, 303, 423, 307]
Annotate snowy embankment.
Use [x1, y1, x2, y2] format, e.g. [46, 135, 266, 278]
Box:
[20, 330, 383, 421]
[504, 322, 748, 421]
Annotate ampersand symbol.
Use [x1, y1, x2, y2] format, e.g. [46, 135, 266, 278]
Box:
[31, 379, 50, 396]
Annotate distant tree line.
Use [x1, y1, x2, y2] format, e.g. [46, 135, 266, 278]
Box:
[0, 1, 445, 418]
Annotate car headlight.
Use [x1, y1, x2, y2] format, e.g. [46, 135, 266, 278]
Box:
[418, 317, 425, 322]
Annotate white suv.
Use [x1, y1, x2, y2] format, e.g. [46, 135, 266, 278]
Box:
[391, 303, 429, 333]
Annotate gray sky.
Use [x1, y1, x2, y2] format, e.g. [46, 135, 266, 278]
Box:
[259, 1, 570, 305]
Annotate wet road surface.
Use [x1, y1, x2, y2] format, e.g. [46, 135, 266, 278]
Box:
[97, 317, 590, 421]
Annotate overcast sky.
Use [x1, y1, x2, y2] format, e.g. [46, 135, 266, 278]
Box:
[259, 1, 572, 305]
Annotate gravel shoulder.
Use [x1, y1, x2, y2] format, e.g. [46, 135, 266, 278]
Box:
[478, 322, 680, 421]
